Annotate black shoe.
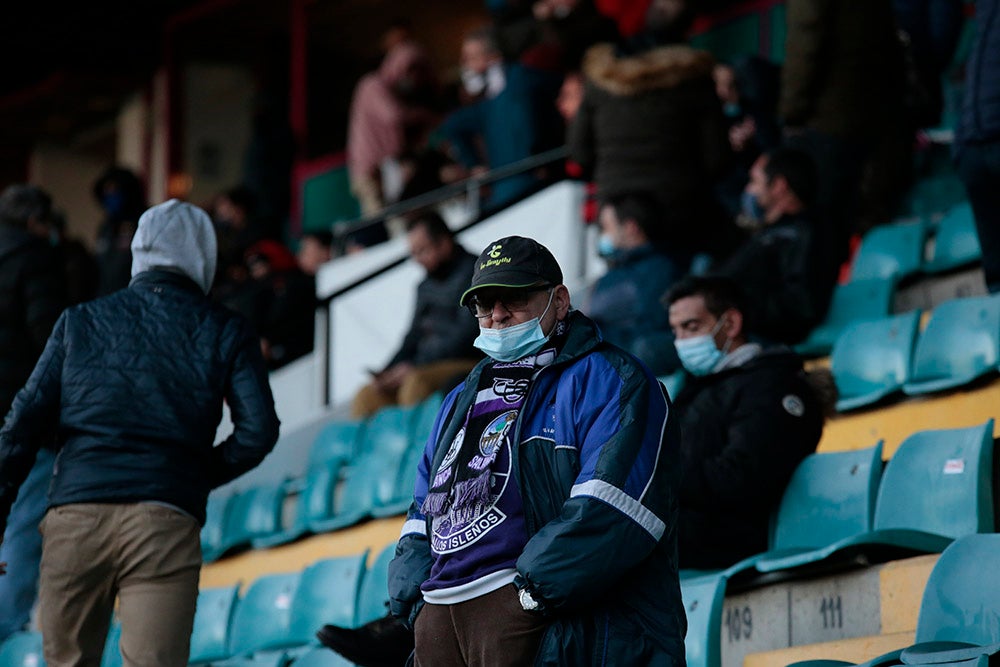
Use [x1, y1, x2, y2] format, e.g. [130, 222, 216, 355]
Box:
[316, 615, 415, 667]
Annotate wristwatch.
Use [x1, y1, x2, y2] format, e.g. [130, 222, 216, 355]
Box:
[518, 586, 541, 612]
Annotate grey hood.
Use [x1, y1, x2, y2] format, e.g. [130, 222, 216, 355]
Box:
[131, 199, 217, 294]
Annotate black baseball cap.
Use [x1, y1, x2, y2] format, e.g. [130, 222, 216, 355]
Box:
[460, 236, 563, 305]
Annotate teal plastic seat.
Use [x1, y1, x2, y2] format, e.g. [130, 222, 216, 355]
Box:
[851, 221, 926, 281]
[284, 646, 353, 667]
[373, 394, 444, 517]
[220, 484, 285, 556]
[100, 622, 122, 667]
[796, 278, 896, 357]
[311, 406, 416, 533]
[288, 552, 368, 644]
[201, 493, 232, 562]
[925, 203, 982, 273]
[190, 585, 241, 663]
[253, 461, 345, 549]
[356, 543, 396, 626]
[904, 175, 968, 218]
[726, 443, 883, 577]
[658, 371, 686, 400]
[756, 421, 994, 574]
[680, 573, 728, 667]
[0, 632, 44, 667]
[903, 296, 1000, 396]
[309, 420, 365, 467]
[832, 312, 921, 411]
[228, 572, 301, 656]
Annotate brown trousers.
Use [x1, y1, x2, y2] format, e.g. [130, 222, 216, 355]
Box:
[351, 359, 478, 419]
[414, 585, 548, 666]
[38, 503, 201, 667]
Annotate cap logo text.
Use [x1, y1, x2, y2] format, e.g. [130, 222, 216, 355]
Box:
[488, 244, 503, 258]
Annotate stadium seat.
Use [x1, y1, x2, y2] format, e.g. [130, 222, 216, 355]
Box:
[0, 632, 44, 667]
[832, 311, 921, 411]
[311, 406, 416, 533]
[288, 553, 369, 645]
[924, 202, 982, 273]
[201, 492, 232, 562]
[681, 573, 728, 667]
[228, 572, 302, 656]
[796, 278, 896, 357]
[373, 394, 443, 517]
[253, 461, 345, 549]
[190, 585, 241, 664]
[309, 420, 365, 467]
[100, 621, 121, 667]
[850, 221, 926, 282]
[903, 295, 1000, 396]
[904, 174, 968, 218]
[220, 484, 286, 556]
[284, 646, 354, 667]
[728, 442, 883, 577]
[756, 421, 994, 574]
[356, 543, 397, 626]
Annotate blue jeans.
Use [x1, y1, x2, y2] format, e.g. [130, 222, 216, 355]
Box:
[0, 447, 55, 641]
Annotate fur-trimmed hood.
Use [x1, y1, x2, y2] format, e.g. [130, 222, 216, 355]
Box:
[583, 42, 715, 96]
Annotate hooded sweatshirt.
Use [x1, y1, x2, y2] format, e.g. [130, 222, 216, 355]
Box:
[131, 199, 217, 294]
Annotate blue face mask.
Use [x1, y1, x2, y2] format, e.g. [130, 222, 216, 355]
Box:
[674, 318, 728, 376]
[474, 291, 555, 362]
[597, 233, 616, 258]
[740, 190, 766, 226]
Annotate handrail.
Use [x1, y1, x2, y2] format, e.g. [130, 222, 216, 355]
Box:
[331, 145, 570, 242]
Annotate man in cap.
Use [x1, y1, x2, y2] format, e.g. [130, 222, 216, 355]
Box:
[387, 235, 686, 665]
[0, 199, 280, 666]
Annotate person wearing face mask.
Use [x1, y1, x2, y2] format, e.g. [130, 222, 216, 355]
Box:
[717, 147, 835, 345]
[664, 275, 827, 569]
[389, 235, 685, 666]
[584, 193, 680, 374]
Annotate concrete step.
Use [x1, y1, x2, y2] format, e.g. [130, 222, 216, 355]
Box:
[744, 632, 915, 667]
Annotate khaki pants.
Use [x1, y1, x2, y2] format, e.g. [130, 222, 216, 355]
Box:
[414, 585, 548, 666]
[350, 172, 384, 217]
[351, 359, 478, 419]
[38, 503, 201, 667]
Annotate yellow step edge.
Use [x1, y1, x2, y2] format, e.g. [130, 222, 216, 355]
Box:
[879, 554, 937, 634]
[200, 515, 405, 591]
[744, 631, 915, 667]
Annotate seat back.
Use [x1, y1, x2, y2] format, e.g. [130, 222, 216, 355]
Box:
[851, 221, 926, 281]
[228, 572, 301, 655]
[797, 278, 896, 356]
[190, 585, 241, 663]
[772, 442, 884, 551]
[925, 203, 982, 273]
[361, 405, 420, 510]
[832, 312, 920, 411]
[310, 420, 365, 466]
[0, 632, 44, 667]
[222, 484, 285, 551]
[874, 420, 995, 538]
[289, 552, 369, 643]
[906, 296, 1000, 393]
[681, 573, 728, 667]
[916, 533, 1000, 645]
[201, 492, 232, 560]
[100, 622, 122, 667]
[285, 646, 354, 667]
[293, 461, 342, 530]
[356, 542, 397, 626]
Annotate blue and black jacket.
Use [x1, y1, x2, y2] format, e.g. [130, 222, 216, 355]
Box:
[389, 311, 686, 665]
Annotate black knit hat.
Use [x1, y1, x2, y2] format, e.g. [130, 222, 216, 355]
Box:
[460, 236, 563, 305]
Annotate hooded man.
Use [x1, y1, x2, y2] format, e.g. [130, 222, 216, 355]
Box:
[388, 235, 685, 665]
[0, 199, 280, 666]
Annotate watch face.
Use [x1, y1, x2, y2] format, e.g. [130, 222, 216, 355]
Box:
[519, 588, 539, 610]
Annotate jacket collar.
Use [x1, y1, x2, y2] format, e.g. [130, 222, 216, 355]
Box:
[129, 269, 204, 295]
[583, 42, 714, 96]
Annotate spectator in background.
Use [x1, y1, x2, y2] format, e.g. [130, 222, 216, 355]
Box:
[440, 28, 564, 209]
[351, 212, 479, 418]
[0, 199, 279, 665]
[715, 148, 834, 345]
[297, 231, 333, 278]
[244, 240, 316, 370]
[42, 211, 99, 306]
[665, 275, 827, 569]
[0, 184, 65, 642]
[781, 0, 905, 270]
[570, 4, 738, 264]
[92, 166, 146, 296]
[347, 38, 439, 216]
[955, 0, 1000, 294]
[213, 186, 263, 281]
[585, 194, 680, 374]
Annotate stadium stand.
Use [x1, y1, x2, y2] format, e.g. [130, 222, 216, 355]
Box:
[924, 203, 982, 274]
[682, 573, 729, 667]
[797, 278, 897, 357]
[190, 585, 241, 664]
[0, 632, 43, 667]
[850, 222, 926, 283]
[831, 312, 921, 412]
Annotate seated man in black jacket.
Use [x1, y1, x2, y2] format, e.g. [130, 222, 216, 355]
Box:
[717, 147, 836, 344]
[665, 275, 829, 569]
[351, 212, 480, 418]
[0, 199, 280, 666]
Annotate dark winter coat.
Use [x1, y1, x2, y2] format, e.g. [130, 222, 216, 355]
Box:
[0, 224, 65, 414]
[672, 347, 823, 569]
[957, 0, 1000, 146]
